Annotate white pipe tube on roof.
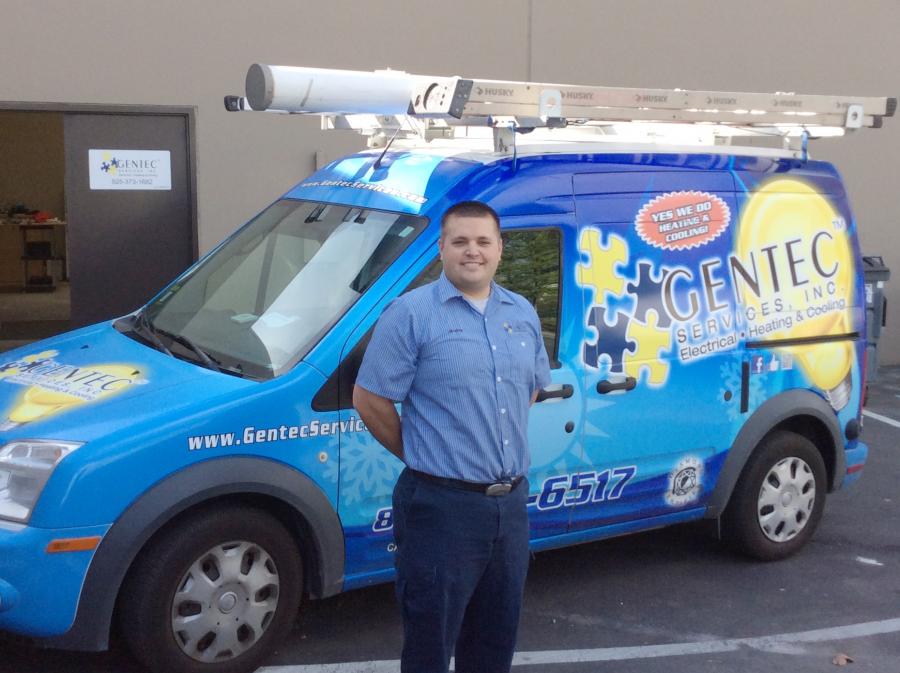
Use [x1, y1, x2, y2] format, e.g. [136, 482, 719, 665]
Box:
[245, 64, 414, 114]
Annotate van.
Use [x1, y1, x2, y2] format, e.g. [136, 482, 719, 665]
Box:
[0, 65, 893, 673]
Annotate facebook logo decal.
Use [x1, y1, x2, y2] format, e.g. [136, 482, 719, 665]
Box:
[751, 355, 765, 375]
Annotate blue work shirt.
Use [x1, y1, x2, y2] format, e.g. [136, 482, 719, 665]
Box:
[356, 272, 552, 482]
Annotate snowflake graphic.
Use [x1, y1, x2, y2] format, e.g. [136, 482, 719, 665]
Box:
[719, 360, 764, 420]
[324, 440, 402, 506]
[101, 162, 111, 172]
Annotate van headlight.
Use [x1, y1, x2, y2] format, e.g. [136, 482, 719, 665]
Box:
[0, 440, 82, 523]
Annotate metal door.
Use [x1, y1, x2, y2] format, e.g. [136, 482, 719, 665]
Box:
[64, 112, 195, 326]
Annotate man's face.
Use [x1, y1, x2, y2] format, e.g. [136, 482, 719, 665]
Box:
[438, 213, 503, 298]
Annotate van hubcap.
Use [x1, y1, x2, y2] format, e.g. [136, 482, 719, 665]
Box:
[170, 540, 280, 662]
[757, 457, 816, 542]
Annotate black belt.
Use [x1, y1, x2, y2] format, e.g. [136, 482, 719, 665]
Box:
[410, 469, 524, 496]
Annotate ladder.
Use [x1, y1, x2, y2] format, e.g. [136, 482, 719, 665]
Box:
[225, 64, 895, 155]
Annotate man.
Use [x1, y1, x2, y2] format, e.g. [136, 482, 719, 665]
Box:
[353, 201, 551, 673]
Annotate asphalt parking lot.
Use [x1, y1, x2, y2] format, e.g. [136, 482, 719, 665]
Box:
[3, 368, 900, 673]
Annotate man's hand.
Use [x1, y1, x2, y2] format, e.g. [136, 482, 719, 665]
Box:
[353, 384, 404, 461]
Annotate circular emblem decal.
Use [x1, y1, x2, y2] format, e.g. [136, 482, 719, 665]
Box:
[666, 456, 704, 506]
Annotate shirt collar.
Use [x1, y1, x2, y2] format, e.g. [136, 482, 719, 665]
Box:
[436, 271, 514, 306]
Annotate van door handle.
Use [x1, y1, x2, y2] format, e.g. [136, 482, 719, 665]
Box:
[535, 383, 574, 402]
[596, 376, 636, 394]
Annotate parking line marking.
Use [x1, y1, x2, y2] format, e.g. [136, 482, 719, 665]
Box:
[863, 409, 900, 429]
[258, 617, 900, 671]
[855, 556, 884, 566]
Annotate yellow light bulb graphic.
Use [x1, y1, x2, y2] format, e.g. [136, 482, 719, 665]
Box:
[0, 364, 144, 430]
[736, 178, 855, 409]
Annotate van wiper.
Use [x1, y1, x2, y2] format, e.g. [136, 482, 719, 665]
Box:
[218, 362, 246, 378]
[129, 313, 244, 377]
[156, 327, 223, 373]
[132, 310, 172, 357]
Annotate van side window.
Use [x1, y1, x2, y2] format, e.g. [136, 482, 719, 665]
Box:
[497, 228, 562, 366]
[313, 228, 562, 410]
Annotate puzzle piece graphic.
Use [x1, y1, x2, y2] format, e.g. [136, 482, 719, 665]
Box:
[626, 262, 672, 328]
[583, 307, 633, 371]
[624, 310, 672, 385]
[576, 229, 628, 304]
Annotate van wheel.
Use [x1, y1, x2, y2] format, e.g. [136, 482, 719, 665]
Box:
[119, 506, 302, 673]
[723, 430, 826, 561]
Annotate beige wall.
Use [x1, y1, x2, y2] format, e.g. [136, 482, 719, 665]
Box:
[0, 0, 897, 362]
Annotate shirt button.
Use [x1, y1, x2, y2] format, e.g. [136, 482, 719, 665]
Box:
[492, 345, 496, 350]
[504, 439, 509, 445]
[501, 408, 506, 414]
[496, 376, 502, 382]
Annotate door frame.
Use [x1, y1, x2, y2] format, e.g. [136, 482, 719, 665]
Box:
[0, 101, 199, 260]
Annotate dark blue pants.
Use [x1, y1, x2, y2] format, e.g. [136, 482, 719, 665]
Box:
[392, 468, 530, 673]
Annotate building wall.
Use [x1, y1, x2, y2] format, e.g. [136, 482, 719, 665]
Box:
[1, 0, 897, 362]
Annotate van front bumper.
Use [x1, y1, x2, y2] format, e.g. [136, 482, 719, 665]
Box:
[842, 440, 868, 489]
[0, 521, 109, 638]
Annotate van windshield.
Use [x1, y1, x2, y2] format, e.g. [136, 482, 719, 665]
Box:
[140, 199, 427, 379]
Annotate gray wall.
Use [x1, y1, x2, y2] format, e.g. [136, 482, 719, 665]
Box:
[1, 0, 897, 363]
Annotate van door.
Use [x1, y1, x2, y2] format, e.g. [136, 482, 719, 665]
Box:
[570, 169, 740, 531]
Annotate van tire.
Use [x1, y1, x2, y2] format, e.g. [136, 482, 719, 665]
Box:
[722, 430, 826, 561]
[119, 505, 302, 673]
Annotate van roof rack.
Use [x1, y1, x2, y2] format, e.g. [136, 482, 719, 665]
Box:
[225, 64, 895, 157]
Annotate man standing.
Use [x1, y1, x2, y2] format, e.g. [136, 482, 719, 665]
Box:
[353, 201, 551, 673]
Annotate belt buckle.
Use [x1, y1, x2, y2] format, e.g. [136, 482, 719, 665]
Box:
[485, 482, 512, 496]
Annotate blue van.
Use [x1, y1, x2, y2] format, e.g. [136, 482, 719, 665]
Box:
[0, 67, 890, 673]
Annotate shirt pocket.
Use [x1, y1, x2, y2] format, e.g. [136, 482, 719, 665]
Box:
[418, 331, 490, 389]
[505, 328, 537, 384]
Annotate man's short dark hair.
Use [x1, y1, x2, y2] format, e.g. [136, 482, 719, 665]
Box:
[440, 201, 500, 236]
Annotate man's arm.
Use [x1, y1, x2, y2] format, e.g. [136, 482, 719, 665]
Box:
[529, 304, 552, 405]
[353, 384, 404, 461]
